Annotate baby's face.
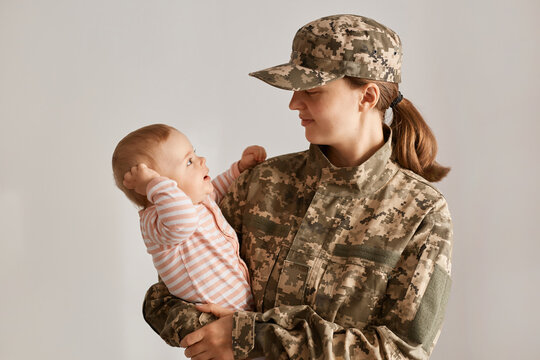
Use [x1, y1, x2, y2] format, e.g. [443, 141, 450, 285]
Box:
[155, 130, 214, 204]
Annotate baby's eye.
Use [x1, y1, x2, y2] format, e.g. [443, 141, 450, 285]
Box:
[187, 158, 192, 166]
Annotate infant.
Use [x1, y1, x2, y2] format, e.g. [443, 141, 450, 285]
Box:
[112, 124, 266, 310]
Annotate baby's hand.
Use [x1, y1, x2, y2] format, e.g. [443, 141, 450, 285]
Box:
[123, 163, 161, 196]
[238, 145, 267, 172]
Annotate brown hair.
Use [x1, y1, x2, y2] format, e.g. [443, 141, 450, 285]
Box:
[346, 77, 450, 182]
[112, 124, 175, 208]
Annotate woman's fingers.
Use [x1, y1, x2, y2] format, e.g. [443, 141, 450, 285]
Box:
[184, 340, 207, 358]
[181, 316, 234, 359]
[195, 303, 234, 317]
[181, 329, 203, 348]
[189, 353, 212, 360]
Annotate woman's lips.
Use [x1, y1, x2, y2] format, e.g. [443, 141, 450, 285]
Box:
[301, 118, 314, 127]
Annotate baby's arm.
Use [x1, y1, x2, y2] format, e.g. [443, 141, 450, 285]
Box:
[211, 146, 266, 202]
[238, 145, 267, 173]
[144, 179, 198, 244]
[124, 164, 198, 245]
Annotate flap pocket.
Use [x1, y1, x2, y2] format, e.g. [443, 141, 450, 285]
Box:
[274, 260, 310, 306]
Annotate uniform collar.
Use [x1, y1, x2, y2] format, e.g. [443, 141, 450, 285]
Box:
[305, 124, 398, 196]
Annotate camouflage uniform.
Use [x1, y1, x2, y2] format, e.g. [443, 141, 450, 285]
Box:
[143, 126, 452, 359]
[143, 14, 452, 360]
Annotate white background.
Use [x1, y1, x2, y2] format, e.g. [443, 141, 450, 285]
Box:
[1, 1, 539, 359]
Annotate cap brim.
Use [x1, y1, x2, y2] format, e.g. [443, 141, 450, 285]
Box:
[249, 62, 342, 91]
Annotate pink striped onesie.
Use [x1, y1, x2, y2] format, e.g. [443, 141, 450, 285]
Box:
[139, 163, 253, 311]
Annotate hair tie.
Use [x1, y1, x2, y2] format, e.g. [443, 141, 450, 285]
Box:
[390, 92, 403, 108]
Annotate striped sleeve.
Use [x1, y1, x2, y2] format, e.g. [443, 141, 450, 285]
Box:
[210, 161, 241, 203]
[142, 177, 199, 245]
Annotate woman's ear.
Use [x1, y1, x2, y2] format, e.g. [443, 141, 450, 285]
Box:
[359, 83, 380, 112]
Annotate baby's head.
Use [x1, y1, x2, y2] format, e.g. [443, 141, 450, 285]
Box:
[112, 124, 173, 208]
[112, 124, 213, 208]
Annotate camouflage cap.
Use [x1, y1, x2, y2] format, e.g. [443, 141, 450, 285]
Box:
[249, 14, 402, 91]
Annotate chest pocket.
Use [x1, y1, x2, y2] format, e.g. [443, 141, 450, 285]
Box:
[312, 244, 400, 328]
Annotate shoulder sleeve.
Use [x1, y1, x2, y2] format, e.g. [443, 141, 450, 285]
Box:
[210, 161, 241, 203]
[382, 196, 453, 355]
[231, 197, 453, 360]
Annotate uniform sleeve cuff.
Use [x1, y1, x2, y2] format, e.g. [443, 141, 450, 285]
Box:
[232, 311, 258, 359]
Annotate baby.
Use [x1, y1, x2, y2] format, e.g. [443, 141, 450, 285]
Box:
[112, 124, 266, 310]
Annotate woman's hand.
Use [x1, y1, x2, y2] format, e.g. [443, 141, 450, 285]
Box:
[180, 304, 235, 360]
[238, 145, 267, 172]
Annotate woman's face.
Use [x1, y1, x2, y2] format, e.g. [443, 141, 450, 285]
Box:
[289, 78, 365, 146]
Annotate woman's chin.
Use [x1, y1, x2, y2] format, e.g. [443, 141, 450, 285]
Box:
[305, 132, 326, 145]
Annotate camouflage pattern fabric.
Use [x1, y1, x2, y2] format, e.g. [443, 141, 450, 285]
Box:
[143, 126, 453, 359]
[249, 14, 403, 91]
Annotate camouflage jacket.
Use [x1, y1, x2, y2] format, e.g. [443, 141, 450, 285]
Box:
[143, 127, 453, 359]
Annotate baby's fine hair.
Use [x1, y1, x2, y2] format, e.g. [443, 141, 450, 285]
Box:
[112, 123, 176, 208]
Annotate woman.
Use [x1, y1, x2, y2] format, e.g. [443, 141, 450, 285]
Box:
[143, 14, 452, 360]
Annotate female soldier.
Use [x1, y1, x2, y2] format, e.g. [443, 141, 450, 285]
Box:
[142, 14, 453, 360]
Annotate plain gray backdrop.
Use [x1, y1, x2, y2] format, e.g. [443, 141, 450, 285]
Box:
[1, 1, 539, 359]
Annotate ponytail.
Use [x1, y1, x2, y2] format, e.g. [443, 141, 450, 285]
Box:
[391, 98, 450, 182]
[346, 77, 450, 182]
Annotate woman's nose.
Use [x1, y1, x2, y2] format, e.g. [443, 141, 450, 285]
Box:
[289, 91, 304, 111]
